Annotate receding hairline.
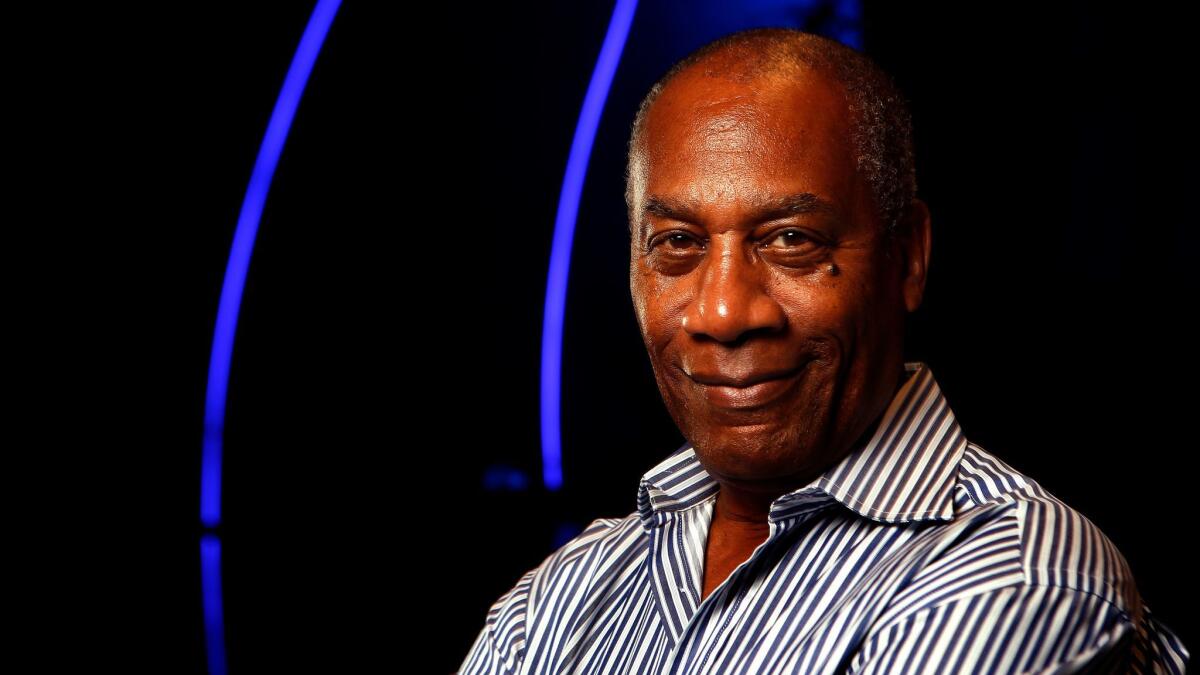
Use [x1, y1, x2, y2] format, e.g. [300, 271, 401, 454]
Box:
[628, 64, 854, 177]
[633, 40, 840, 145]
[624, 28, 919, 245]
[627, 30, 854, 152]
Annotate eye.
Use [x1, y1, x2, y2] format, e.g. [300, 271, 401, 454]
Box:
[764, 229, 813, 249]
[665, 233, 702, 249]
[649, 231, 704, 252]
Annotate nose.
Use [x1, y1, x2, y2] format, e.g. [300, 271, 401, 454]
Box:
[681, 237, 786, 344]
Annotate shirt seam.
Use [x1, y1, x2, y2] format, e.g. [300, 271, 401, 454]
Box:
[1024, 573, 1134, 617]
[1014, 500, 1132, 611]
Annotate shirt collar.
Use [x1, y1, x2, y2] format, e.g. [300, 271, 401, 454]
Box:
[636, 361, 968, 530]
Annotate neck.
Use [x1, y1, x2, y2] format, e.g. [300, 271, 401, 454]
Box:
[711, 484, 774, 538]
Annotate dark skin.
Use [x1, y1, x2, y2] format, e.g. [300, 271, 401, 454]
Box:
[628, 65, 932, 602]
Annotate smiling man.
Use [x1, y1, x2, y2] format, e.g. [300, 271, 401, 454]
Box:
[460, 28, 1189, 674]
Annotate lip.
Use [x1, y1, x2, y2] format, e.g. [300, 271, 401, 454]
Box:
[688, 366, 803, 409]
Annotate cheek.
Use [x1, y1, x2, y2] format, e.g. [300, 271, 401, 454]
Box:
[632, 271, 688, 352]
[630, 264, 649, 329]
[769, 271, 874, 336]
[766, 271, 830, 316]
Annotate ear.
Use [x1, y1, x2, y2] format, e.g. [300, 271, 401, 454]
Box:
[897, 198, 931, 313]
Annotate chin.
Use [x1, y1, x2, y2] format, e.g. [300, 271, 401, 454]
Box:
[689, 421, 819, 481]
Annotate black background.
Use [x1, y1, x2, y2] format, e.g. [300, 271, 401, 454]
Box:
[14, 1, 1196, 672]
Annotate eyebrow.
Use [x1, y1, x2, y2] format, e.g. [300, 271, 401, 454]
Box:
[643, 192, 839, 226]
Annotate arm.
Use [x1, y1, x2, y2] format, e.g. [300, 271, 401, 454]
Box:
[457, 517, 629, 674]
[457, 623, 515, 675]
[456, 565, 537, 675]
[848, 583, 1189, 674]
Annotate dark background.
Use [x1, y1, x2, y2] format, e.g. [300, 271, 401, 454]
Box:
[15, 1, 1195, 672]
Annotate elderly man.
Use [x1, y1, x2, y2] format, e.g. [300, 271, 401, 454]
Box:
[460, 28, 1189, 674]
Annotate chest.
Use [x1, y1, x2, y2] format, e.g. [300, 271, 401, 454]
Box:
[524, 505, 945, 674]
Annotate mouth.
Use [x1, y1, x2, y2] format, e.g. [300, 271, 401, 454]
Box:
[687, 365, 804, 410]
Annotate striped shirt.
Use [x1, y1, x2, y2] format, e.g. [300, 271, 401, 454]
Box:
[459, 361, 1190, 674]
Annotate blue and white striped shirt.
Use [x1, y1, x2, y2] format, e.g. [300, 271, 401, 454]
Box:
[459, 361, 1190, 673]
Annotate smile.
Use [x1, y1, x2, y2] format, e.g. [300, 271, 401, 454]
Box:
[689, 366, 803, 410]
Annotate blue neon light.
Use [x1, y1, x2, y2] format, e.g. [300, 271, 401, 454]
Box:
[540, 0, 640, 492]
[200, 534, 227, 675]
[201, 0, 342, 528]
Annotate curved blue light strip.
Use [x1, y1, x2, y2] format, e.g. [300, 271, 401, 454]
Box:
[201, 0, 342, 528]
[540, 0, 640, 492]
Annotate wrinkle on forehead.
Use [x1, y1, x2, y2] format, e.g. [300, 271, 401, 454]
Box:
[650, 128, 842, 215]
[630, 68, 857, 231]
[649, 78, 845, 163]
[656, 67, 844, 136]
[694, 105, 773, 155]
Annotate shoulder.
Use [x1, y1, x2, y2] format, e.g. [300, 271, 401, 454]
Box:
[877, 441, 1143, 629]
[472, 512, 645, 670]
[948, 441, 1141, 612]
[857, 442, 1191, 672]
[546, 513, 645, 570]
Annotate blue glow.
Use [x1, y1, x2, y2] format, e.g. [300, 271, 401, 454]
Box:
[833, 0, 863, 49]
[201, 0, 342, 528]
[200, 534, 227, 675]
[483, 463, 531, 492]
[540, 0, 640, 492]
[552, 521, 584, 548]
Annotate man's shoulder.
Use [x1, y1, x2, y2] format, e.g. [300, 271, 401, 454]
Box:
[938, 441, 1142, 613]
[870, 439, 1190, 672]
[482, 513, 643, 611]
[538, 512, 647, 577]
[468, 512, 645, 670]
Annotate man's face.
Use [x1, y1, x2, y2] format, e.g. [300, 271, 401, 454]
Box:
[629, 67, 924, 497]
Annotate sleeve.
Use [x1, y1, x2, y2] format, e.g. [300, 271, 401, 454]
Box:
[457, 622, 514, 675]
[847, 584, 1190, 674]
[456, 517, 629, 675]
[456, 566, 538, 675]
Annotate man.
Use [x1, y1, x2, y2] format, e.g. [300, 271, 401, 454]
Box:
[460, 28, 1190, 674]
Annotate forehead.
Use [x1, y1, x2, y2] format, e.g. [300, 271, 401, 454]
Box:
[639, 67, 860, 217]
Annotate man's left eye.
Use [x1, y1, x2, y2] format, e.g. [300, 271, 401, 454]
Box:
[664, 233, 701, 249]
[765, 229, 812, 248]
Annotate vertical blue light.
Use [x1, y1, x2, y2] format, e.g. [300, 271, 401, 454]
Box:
[201, 0, 342, 528]
[832, 0, 863, 49]
[200, 534, 227, 675]
[540, 0, 640, 492]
